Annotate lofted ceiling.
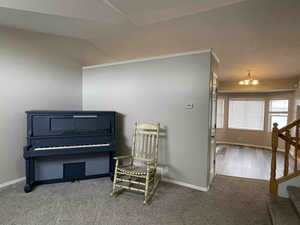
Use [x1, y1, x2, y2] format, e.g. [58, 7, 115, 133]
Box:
[0, 0, 299, 81]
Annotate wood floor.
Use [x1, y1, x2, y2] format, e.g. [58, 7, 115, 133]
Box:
[216, 145, 298, 180]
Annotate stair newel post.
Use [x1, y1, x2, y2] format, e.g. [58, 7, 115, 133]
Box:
[270, 123, 279, 194]
[295, 124, 299, 172]
[284, 130, 291, 176]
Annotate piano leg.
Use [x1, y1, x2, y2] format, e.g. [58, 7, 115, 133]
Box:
[24, 184, 32, 193]
[109, 151, 114, 181]
[24, 158, 35, 193]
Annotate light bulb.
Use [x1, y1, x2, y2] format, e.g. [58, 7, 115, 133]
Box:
[244, 80, 250, 85]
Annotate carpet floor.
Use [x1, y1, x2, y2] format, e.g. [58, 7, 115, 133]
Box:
[0, 176, 271, 225]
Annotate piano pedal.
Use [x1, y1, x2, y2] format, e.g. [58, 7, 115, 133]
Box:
[71, 179, 81, 183]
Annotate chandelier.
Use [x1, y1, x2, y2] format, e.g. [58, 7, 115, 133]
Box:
[238, 71, 259, 85]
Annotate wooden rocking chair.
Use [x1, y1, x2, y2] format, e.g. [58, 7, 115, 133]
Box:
[111, 122, 161, 204]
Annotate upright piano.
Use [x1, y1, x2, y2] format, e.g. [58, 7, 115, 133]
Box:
[23, 111, 116, 192]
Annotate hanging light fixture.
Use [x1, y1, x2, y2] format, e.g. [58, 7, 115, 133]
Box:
[238, 71, 259, 85]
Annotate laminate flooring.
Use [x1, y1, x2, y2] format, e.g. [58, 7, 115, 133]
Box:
[216, 145, 299, 180]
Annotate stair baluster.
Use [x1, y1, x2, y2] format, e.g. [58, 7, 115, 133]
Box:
[295, 124, 299, 172]
[284, 130, 291, 176]
[270, 123, 279, 194]
[270, 119, 300, 194]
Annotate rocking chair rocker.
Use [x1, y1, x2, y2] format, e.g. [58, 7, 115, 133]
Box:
[111, 122, 161, 204]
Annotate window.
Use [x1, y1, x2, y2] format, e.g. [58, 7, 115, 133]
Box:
[269, 99, 288, 130]
[216, 98, 224, 128]
[228, 99, 265, 130]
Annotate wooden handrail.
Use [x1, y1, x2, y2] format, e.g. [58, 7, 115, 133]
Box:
[278, 134, 297, 148]
[278, 119, 300, 133]
[270, 121, 300, 194]
[277, 170, 300, 184]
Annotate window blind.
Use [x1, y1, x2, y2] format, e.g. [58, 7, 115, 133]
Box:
[228, 99, 265, 130]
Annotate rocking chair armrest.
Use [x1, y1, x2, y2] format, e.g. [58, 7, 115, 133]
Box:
[143, 159, 156, 165]
[113, 155, 132, 161]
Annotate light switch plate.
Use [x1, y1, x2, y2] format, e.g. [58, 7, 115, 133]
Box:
[185, 103, 194, 109]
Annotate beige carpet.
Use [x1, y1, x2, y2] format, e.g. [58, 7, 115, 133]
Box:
[0, 175, 271, 225]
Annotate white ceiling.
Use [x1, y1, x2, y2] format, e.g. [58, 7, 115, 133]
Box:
[0, 0, 299, 81]
[107, 0, 249, 25]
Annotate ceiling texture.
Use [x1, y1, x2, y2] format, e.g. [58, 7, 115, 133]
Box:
[0, 0, 299, 81]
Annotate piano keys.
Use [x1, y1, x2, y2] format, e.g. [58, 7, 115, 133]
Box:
[23, 111, 116, 193]
[34, 143, 110, 151]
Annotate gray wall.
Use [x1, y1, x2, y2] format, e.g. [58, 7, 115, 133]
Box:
[83, 52, 212, 188]
[278, 176, 300, 198]
[0, 27, 93, 184]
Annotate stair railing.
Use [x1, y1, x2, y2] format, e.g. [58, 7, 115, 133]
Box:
[270, 120, 300, 193]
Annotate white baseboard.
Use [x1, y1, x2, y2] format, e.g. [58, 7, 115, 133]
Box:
[0, 177, 25, 190]
[216, 141, 285, 152]
[0, 176, 210, 193]
[162, 177, 209, 192]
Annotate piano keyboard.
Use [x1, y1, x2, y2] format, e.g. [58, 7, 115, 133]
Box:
[34, 143, 110, 151]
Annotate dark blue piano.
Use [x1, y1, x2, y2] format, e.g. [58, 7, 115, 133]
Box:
[23, 111, 116, 192]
